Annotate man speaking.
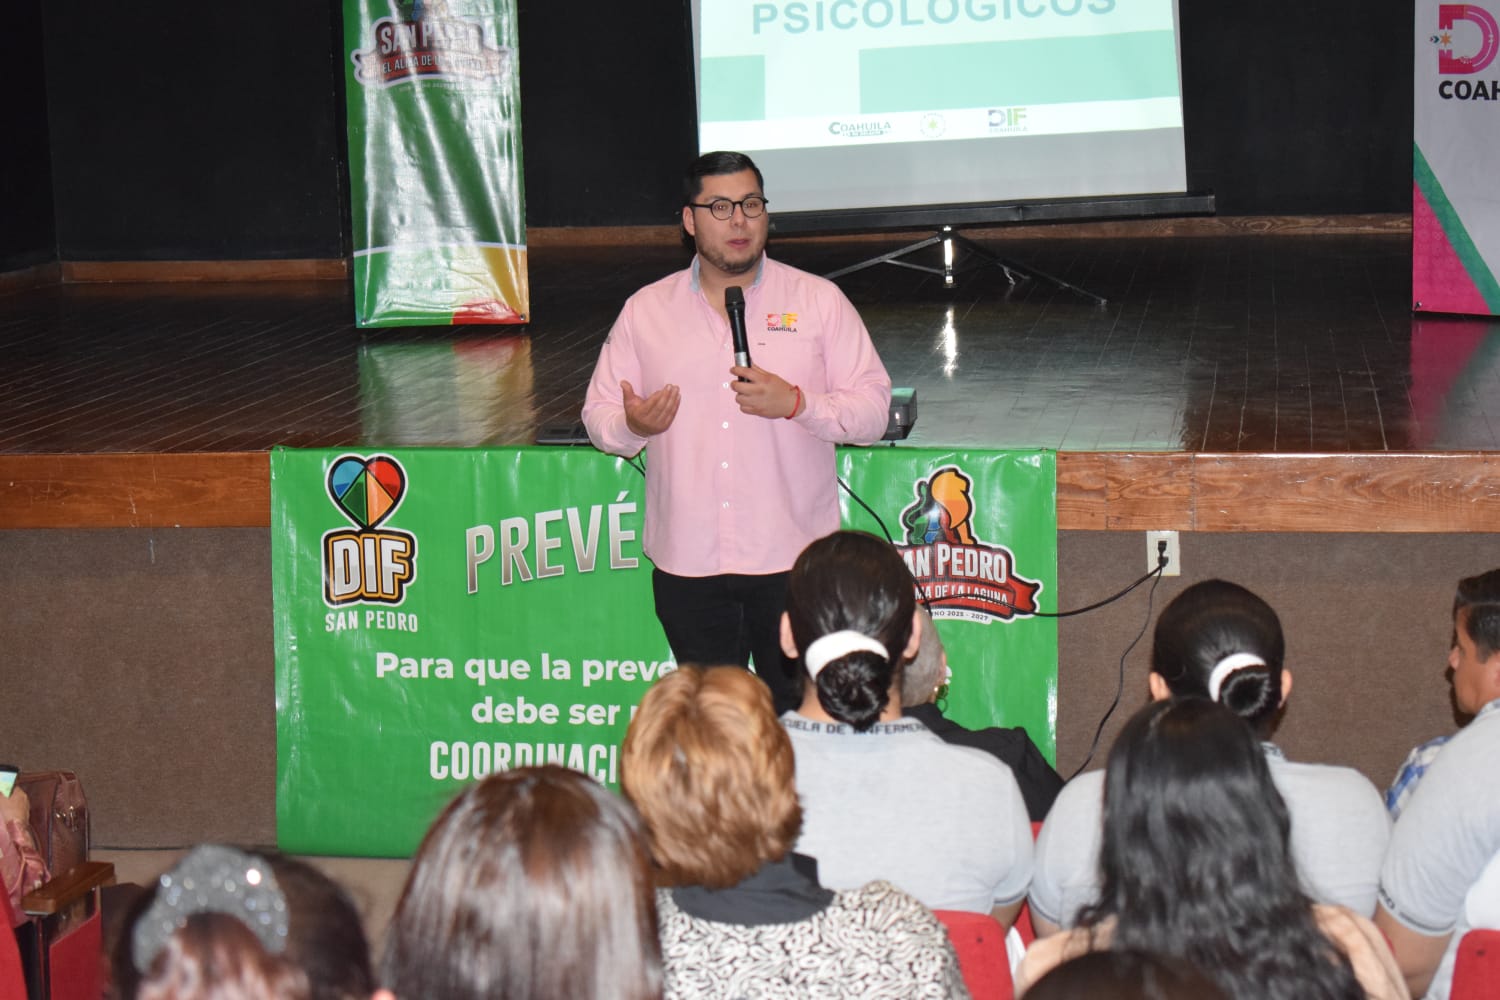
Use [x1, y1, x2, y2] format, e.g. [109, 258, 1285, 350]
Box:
[583, 151, 891, 713]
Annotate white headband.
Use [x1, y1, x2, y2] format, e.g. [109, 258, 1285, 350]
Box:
[803, 630, 888, 678]
[1207, 652, 1266, 701]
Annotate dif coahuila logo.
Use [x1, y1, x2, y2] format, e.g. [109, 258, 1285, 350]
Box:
[1431, 4, 1498, 97]
[894, 465, 1042, 623]
[322, 454, 417, 608]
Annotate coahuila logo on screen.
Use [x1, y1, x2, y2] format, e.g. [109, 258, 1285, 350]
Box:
[829, 119, 892, 137]
[322, 454, 420, 633]
[1432, 3, 1499, 99]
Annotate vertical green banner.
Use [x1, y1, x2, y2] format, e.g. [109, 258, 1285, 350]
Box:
[344, 0, 529, 327]
[840, 448, 1058, 762]
[273, 447, 1056, 856]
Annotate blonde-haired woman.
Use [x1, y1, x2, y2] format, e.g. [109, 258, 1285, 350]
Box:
[624, 665, 968, 999]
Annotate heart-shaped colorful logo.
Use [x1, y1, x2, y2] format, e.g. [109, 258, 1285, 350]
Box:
[327, 454, 407, 530]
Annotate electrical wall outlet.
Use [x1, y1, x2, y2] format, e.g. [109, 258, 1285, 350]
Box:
[1147, 530, 1180, 577]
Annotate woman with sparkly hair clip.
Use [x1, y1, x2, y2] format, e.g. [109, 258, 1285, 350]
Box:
[1029, 579, 1391, 936]
[779, 529, 1033, 922]
[378, 765, 661, 1000]
[121, 844, 312, 1000]
[115, 849, 372, 1000]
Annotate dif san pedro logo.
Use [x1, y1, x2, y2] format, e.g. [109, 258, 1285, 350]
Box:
[321, 454, 418, 623]
[894, 465, 1043, 623]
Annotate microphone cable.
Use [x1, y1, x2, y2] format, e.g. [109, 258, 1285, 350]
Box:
[838, 471, 1168, 779]
[838, 474, 1164, 618]
[1067, 566, 1162, 779]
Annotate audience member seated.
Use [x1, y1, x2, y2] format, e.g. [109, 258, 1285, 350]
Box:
[1023, 949, 1227, 1000]
[1015, 698, 1409, 1000]
[779, 529, 1033, 922]
[117, 845, 318, 1000]
[1031, 579, 1389, 933]
[378, 765, 661, 1000]
[623, 665, 967, 998]
[114, 848, 372, 1000]
[1384, 732, 1451, 821]
[901, 605, 1063, 821]
[1377, 568, 1500, 999]
[1, 784, 47, 926]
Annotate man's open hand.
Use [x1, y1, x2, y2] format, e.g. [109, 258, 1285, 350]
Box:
[622, 380, 680, 437]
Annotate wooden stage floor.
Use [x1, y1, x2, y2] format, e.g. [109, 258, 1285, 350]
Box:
[3, 230, 1498, 532]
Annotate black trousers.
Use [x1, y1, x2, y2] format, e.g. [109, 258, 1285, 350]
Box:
[652, 568, 802, 714]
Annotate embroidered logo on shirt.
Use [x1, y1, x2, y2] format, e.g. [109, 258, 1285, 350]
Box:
[765, 312, 798, 333]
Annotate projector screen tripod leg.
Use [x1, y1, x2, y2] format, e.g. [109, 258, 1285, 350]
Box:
[822, 228, 1106, 305]
[949, 232, 1107, 306]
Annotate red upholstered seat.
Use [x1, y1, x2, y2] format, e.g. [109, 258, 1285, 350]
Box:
[1452, 929, 1500, 999]
[18, 862, 113, 1000]
[934, 909, 1013, 1000]
[0, 890, 26, 1000]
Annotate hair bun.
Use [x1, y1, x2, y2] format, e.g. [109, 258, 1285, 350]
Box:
[803, 630, 887, 679]
[1206, 652, 1266, 702]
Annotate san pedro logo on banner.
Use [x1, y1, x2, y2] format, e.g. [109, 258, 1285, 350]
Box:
[350, 0, 513, 88]
[322, 454, 418, 625]
[895, 465, 1043, 623]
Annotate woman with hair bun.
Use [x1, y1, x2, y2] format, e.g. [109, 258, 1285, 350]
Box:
[779, 530, 1033, 921]
[1029, 579, 1390, 935]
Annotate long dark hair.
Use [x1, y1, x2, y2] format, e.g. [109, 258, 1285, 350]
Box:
[1151, 580, 1285, 737]
[380, 766, 662, 1000]
[1026, 949, 1227, 1000]
[785, 531, 916, 730]
[1077, 699, 1363, 1000]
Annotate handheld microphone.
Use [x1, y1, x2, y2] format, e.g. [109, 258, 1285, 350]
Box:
[725, 285, 751, 380]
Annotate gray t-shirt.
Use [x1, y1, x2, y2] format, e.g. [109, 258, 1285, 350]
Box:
[1379, 700, 1500, 1000]
[1030, 743, 1390, 927]
[783, 714, 1033, 914]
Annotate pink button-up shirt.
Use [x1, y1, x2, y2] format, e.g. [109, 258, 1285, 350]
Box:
[583, 255, 891, 577]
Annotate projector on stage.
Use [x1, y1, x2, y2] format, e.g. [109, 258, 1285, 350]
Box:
[884, 388, 917, 441]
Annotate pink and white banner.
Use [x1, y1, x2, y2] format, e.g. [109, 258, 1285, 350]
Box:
[1414, 2, 1500, 316]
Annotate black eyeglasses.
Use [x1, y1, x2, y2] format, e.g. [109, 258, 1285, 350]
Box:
[688, 196, 768, 220]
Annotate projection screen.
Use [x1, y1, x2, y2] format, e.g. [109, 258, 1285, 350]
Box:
[691, 0, 1189, 222]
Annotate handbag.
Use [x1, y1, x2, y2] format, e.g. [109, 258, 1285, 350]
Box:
[17, 772, 88, 876]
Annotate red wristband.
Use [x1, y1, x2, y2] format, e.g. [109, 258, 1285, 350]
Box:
[786, 385, 802, 419]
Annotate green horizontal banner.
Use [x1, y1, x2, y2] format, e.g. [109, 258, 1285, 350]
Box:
[274, 446, 1056, 856]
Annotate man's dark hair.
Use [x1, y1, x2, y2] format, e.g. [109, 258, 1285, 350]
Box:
[683, 151, 765, 204]
[1454, 568, 1500, 659]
